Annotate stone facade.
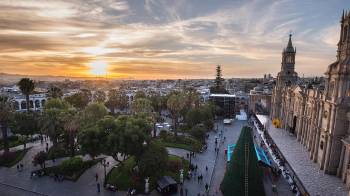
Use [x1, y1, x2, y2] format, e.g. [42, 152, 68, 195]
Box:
[271, 11, 350, 189]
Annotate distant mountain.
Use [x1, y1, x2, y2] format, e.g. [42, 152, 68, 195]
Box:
[0, 73, 99, 85]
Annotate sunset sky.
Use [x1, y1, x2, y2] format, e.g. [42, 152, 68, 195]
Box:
[0, 0, 349, 79]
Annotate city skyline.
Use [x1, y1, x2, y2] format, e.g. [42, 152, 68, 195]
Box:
[0, 0, 349, 79]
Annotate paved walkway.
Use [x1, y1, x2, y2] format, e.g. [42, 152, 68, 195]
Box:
[267, 120, 348, 196]
[209, 120, 246, 195]
[167, 128, 219, 195]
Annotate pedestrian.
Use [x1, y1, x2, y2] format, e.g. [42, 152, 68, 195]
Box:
[95, 173, 98, 181]
[16, 165, 19, 171]
[195, 165, 198, 171]
[185, 188, 188, 196]
[97, 182, 100, 193]
[205, 183, 209, 192]
[206, 166, 208, 172]
[186, 153, 189, 159]
[197, 176, 200, 183]
[20, 163, 23, 171]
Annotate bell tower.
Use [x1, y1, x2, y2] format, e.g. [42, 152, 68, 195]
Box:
[337, 10, 350, 62]
[276, 34, 298, 87]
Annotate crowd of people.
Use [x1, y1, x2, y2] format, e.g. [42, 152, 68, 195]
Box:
[250, 116, 301, 195]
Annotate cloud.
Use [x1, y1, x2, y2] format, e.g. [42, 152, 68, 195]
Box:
[0, 0, 348, 79]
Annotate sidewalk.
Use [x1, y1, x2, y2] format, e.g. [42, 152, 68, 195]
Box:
[267, 120, 348, 196]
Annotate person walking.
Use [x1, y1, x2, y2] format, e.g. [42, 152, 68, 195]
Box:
[97, 182, 100, 193]
[95, 173, 98, 181]
[206, 166, 208, 172]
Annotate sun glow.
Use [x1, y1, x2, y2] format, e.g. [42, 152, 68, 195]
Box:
[89, 60, 108, 76]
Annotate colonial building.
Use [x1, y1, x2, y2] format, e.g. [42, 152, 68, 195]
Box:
[271, 11, 350, 188]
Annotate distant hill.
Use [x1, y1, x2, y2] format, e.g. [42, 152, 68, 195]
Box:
[0, 73, 102, 85]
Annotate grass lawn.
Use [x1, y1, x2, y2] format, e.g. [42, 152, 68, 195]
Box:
[0, 148, 31, 167]
[0, 136, 38, 150]
[105, 156, 136, 191]
[39, 158, 102, 181]
[105, 155, 190, 192]
[156, 135, 203, 152]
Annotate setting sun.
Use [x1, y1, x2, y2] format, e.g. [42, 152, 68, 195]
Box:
[89, 60, 108, 76]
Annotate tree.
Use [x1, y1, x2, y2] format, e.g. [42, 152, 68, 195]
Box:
[62, 109, 80, 156]
[78, 126, 105, 159]
[139, 142, 168, 178]
[148, 92, 165, 116]
[184, 88, 200, 110]
[132, 98, 153, 115]
[64, 92, 89, 110]
[82, 103, 108, 127]
[0, 96, 13, 153]
[18, 78, 35, 112]
[48, 86, 63, 99]
[134, 91, 146, 100]
[33, 151, 47, 168]
[11, 112, 39, 149]
[93, 90, 106, 103]
[190, 125, 206, 143]
[105, 89, 128, 114]
[102, 115, 151, 164]
[166, 92, 186, 136]
[210, 65, 227, 94]
[41, 99, 69, 146]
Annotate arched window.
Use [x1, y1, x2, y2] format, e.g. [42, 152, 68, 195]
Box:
[35, 100, 40, 108]
[14, 101, 19, 110]
[41, 100, 46, 107]
[21, 101, 26, 110]
[29, 100, 34, 108]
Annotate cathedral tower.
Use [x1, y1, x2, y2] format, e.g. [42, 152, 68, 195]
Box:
[277, 34, 298, 87]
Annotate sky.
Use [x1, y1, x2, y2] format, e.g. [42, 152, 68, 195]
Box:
[0, 0, 349, 79]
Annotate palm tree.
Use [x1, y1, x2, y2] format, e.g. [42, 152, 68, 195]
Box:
[48, 86, 63, 99]
[105, 89, 128, 114]
[166, 93, 186, 136]
[18, 78, 35, 112]
[0, 96, 12, 153]
[63, 112, 80, 156]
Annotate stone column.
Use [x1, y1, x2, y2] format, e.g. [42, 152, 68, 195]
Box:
[324, 135, 333, 173]
[337, 144, 345, 177]
[320, 135, 328, 170]
[312, 130, 320, 162]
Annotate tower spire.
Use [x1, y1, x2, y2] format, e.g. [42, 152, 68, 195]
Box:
[285, 33, 294, 52]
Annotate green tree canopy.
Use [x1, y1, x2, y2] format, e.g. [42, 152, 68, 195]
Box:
[48, 86, 63, 99]
[64, 92, 89, 110]
[0, 96, 13, 153]
[105, 89, 128, 114]
[82, 103, 108, 127]
[166, 92, 186, 136]
[93, 90, 106, 103]
[139, 142, 168, 178]
[10, 112, 39, 148]
[78, 126, 106, 159]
